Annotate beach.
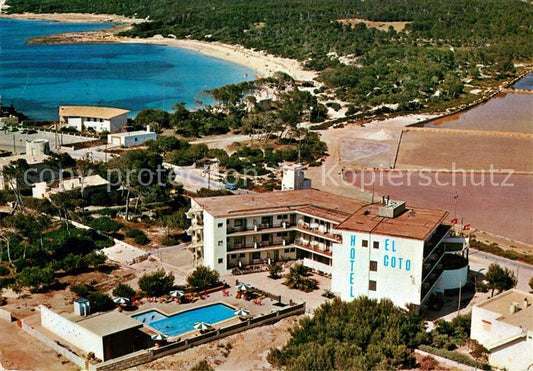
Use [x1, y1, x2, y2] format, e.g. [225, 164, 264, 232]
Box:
[0, 11, 316, 81]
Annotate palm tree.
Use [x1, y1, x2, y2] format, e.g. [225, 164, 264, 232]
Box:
[284, 263, 318, 292]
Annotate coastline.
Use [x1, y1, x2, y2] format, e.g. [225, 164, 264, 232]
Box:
[0, 12, 316, 81]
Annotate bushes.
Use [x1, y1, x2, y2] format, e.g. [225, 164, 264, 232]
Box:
[418, 345, 491, 370]
[87, 292, 115, 312]
[126, 228, 150, 245]
[16, 266, 55, 293]
[470, 239, 533, 265]
[186, 265, 220, 292]
[0, 266, 10, 276]
[268, 263, 282, 279]
[283, 263, 318, 292]
[268, 297, 427, 370]
[138, 269, 175, 297]
[90, 217, 123, 233]
[112, 283, 136, 298]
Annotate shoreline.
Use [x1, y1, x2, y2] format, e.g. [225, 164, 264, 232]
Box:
[0, 12, 316, 81]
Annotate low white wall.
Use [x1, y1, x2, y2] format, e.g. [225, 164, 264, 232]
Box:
[0, 308, 12, 322]
[40, 306, 104, 361]
[303, 257, 332, 275]
[434, 264, 468, 293]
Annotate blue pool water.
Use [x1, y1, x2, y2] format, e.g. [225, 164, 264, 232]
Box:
[133, 304, 236, 337]
[0, 19, 254, 119]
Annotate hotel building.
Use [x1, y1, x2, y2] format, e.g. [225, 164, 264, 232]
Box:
[187, 186, 469, 311]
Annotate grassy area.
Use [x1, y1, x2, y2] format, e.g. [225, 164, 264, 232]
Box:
[470, 238, 533, 265]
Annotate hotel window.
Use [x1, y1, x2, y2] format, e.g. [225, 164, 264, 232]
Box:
[234, 219, 243, 227]
[261, 216, 270, 225]
[218, 240, 223, 246]
[369, 261, 378, 271]
[231, 254, 237, 259]
[239, 253, 245, 258]
[284, 248, 290, 253]
[373, 241, 380, 249]
[362, 239, 368, 248]
[369, 280, 377, 291]
[252, 252, 260, 260]
[218, 223, 223, 228]
[218, 258, 223, 264]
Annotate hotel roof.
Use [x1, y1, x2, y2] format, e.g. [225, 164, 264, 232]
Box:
[193, 189, 448, 240]
[59, 106, 130, 120]
[476, 289, 533, 332]
[336, 203, 448, 240]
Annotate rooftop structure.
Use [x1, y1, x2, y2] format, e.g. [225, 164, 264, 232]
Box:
[32, 174, 109, 199]
[187, 188, 469, 311]
[471, 289, 533, 370]
[107, 126, 157, 147]
[59, 105, 130, 133]
[41, 306, 143, 361]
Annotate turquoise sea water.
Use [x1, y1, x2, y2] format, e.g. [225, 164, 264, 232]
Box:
[0, 19, 254, 119]
[133, 304, 236, 337]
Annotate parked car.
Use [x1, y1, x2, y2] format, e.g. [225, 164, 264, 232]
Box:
[225, 183, 237, 190]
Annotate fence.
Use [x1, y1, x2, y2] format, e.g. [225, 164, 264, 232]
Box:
[19, 319, 88, 370]
[90, 302, 306, 371]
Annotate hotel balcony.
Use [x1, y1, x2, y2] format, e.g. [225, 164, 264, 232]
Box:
[423, 224, 451, 259]
[295, 222, 342, 243]
[227, 222, 295, 236]
[185, 207, 202, 219]
[294, 240, 332, 258]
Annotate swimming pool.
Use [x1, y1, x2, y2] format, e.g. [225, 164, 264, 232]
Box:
[133, 303, 236, 337]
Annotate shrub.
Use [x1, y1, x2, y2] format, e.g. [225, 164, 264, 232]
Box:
[90, 217, 123, 233]
[138, 269, 175, 297]
[16, 266, 55, 292]
[88, 292, 115, 312]
[134, 233, 150, 245]
[419, 355, 439, 370]
[71, 284, 93, 298]
[112, 283, 136, 299]
[0, 266, 10, 276]
[418, 345, 491, 370]
[161, 237, 178, 246]
[190, 360, 214, 371]
[268, 263, 282, 279]
[186, 265, 220, 292]
[284, 263, 318, 292]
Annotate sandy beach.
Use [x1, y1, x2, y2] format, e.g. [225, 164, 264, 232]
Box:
[0, 11, 316, 81]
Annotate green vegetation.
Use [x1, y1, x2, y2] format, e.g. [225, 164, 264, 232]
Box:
[138, 269, 175, 297]
[419, 345, 491, 370]
[267, 296, 427, 369]
[8, 0, 531, 112]
[87, 291, 116, 312]
[112, 283, 136, 298]
[484, 263, 517, 296]
[267, 263, 282, 279]
[89, 217, 123, 233]
[470, 238, 533, 265]
[430, 314, 471, 351]
[186, 265, 221, 292]
[283, 263, 318, 292]
[126, 228, 150, 245]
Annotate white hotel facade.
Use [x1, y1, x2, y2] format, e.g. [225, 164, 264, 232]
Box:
[187, 186, 469, 311]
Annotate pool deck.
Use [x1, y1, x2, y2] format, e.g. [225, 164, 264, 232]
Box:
[127, 285, 283, 340]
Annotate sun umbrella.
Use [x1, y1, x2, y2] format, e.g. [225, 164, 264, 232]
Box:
[113, 297, 130, 305]
[151, 333, 168, 341]
[193, 322, 212, 331]
[170, 290, 185, 297]
[233, 308, 250, 316]
[236, 283, 252, 291]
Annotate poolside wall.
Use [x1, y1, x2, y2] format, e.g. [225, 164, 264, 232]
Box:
[89, 302, 306, 371]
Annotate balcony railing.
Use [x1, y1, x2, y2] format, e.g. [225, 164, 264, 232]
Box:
[227, 222, 294, 234]
[294, 241, 332, 257]
[423, 224, 451, 258]
[227, 240, 288, 251]
[295, 223, 342, 242]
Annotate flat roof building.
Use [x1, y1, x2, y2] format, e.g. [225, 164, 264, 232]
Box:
[40, 306, 143, 361]
[187, 188, 469, 311]
[59, 105, 130, 133]
[471, 289, 533, 370]
[32, 174, 109, 199]
[107, 126, 156, 147]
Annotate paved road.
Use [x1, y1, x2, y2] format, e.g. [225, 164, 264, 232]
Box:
[469, 248, 533, 291]
[147, 242, 190, 255]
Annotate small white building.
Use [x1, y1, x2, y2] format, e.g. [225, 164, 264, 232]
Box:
[32, 174, 109, 199]
[40, 305, 142, 361]
[281, 163, 311, 191]
[107, 126, 157, 147]
[59, 106, 130, 133]
[471, 289, 533, 371]
[0, 152, 51, 190]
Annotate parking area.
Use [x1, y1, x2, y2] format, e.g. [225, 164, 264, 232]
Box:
[0, 130, 97, 154]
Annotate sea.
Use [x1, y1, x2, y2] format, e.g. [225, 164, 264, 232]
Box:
[0, 18, 254, 119]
